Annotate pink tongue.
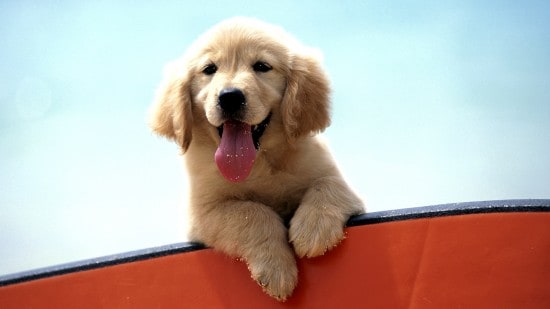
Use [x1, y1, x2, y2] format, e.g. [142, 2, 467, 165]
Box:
[215, 120, 256, 182]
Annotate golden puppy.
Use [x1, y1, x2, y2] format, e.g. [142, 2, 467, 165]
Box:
[150, 17, 364, 301]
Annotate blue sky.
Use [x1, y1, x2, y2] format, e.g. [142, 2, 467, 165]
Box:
[1, 1, 549, 275]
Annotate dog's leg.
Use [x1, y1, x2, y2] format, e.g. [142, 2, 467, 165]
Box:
[289, 176, 364, 258]
[189, 201, 297, 301]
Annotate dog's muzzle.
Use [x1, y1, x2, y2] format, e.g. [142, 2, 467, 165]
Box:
[216, 87, 271, 150]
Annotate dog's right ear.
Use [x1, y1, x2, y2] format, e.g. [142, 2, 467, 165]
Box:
[149, 61, 193, 152]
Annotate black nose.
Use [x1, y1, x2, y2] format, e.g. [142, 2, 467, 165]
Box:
[218, 88, 246, 114]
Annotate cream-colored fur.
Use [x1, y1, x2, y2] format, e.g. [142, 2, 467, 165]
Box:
[150, 17, 364, 301]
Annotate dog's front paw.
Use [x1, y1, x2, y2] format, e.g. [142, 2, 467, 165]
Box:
[247, 246, 298, 301]
[289, 208, 346, 258]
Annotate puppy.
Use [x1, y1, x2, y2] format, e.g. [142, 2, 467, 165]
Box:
[150, 17, 364, 301]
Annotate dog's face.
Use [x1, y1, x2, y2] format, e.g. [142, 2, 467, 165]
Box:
[150, 18, 331, 182]
[193, 32, 287, 130]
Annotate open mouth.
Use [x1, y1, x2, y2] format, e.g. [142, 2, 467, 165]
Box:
[214, 113, 271, 183]
[217, 113, 272, 150]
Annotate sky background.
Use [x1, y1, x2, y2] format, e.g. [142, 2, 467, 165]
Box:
[1, 0, 549, 276]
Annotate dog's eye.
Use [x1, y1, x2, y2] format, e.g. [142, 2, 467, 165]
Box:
[253, 61, 272, 73]
[202, 64, 217, 75]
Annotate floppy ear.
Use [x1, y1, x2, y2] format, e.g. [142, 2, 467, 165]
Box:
[149, 62, 193, 152]
[281, 53, 331, 141]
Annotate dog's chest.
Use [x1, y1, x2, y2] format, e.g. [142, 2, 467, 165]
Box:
[242, 175, 309, 218]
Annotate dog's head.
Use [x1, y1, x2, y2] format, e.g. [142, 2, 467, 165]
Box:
[150, 18, 330, 181]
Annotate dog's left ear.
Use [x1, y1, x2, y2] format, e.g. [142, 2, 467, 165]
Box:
[281, 53, 331, 141]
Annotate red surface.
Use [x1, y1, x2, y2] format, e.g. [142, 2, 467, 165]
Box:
[1, 212, 549, 308]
